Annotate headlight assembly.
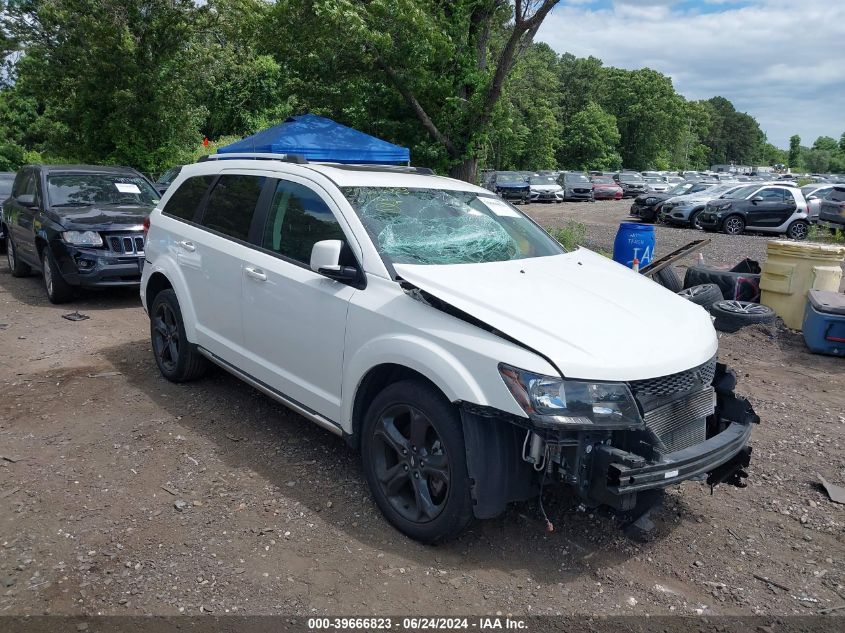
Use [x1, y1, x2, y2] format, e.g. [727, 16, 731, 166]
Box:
[61, 230, 103, 247]
[498, 364, 643, 430]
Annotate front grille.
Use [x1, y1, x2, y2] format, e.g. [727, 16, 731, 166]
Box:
[573, 188, 590, 193]
[629, 357, 718, 453]
[107, 233, 145, 255]
[630, 357, 716, 399]
[642, 388, 715, 453]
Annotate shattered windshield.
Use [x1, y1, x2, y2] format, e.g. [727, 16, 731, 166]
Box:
[341, 187, 565, 265]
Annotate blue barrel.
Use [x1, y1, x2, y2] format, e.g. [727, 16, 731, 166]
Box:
[613, 223, 655, 269]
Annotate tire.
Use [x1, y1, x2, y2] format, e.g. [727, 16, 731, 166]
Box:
[149, 289, 208, 382]
[722, 215, 745, 235]
[655, 266, 683, 292]
[710, 300, 776, 333]
[683, 264, 761, 302]
[41, 247, 75, 304]
[361, 379, 473, 543]
[677, 283, 723, 307]
[786, 220, 809, 241]
[6, 236, 31, 277]
[689, 209, 703, 230]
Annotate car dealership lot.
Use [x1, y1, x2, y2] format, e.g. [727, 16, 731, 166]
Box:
[0, 208, 843, 617]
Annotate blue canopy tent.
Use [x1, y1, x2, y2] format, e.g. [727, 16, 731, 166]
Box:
[217, 114, 410, 165]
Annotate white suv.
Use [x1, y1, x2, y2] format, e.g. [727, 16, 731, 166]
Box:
[140, 154, 758, 542]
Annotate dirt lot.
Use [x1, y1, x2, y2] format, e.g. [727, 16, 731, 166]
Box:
[1, 200, 844, 618]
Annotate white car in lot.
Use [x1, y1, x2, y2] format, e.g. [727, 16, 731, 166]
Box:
[140, 154, 758, 542]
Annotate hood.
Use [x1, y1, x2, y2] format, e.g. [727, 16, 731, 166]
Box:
[496, 182, 529, 190]
[395, 250, 718, 382]
[635, 192, 672, 203]
[49, 204, 153, 231]
[593, 183, 621, 189]
[531, 184, 563, 192]
[665, 192, 717, 205]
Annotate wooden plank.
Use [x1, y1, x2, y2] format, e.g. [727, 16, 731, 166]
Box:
[641, 238, 711, 277]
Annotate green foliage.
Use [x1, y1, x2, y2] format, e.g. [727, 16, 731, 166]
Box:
[547, 221, 587, 251]
[558, 102, 621, 171]
[0, 1, 830, 179]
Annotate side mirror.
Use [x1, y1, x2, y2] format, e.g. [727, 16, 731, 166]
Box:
[751, 196, 763, 203]
[16, 194, 36, 208]
[310, 239, 358, 282]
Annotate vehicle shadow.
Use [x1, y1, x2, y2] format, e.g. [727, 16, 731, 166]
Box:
[0, 265, 141, 311]
[100, 339, 688, 580]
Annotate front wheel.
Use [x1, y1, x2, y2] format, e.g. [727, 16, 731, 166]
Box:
[786, 220, 809, 240]
[722, 215, 745, 235]
[689, 210, 703, 230]
[42, 248, 75, 304]
[150, 289, 208, 382]
[361, 379, 473, 543]
[6, 236, 31, 277]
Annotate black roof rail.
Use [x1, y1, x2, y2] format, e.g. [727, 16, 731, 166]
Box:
[312, 163, 435, 176]
[198, 152, 309, 164]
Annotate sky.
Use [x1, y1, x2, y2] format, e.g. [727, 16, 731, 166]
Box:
[536, 0, 845, 149]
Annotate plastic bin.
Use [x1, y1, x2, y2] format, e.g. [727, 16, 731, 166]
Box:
[802, 290, 845, 356]
[759, 240, 845, 330]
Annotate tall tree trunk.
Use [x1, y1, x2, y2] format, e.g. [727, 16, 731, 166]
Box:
[449, 156, 478, 183]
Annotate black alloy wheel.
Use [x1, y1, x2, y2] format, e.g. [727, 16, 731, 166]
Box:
[149, 289, 208, 382]
[362, 379, 472, 542]
[152, 300, 181, 375]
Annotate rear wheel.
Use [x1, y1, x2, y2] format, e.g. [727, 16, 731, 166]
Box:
[722, 215, 745, 235]
[150, 289, 208, 382]
[361, 379, 472, 543]
[6, 236, 31, 277]
[786, 220, 809, 240]
[41, 248, 74, 304]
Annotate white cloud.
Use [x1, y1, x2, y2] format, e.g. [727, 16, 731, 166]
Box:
[537, 0, 845, 148]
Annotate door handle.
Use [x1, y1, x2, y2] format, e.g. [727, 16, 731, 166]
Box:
[244, 266, 267, 282]
[177, 240, 196, 252]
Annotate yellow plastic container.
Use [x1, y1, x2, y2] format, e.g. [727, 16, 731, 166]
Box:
[760, 240, 845, 330]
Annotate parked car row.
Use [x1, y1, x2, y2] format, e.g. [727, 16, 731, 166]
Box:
[3, 154, 760, 543]
[630, 178, 845, 239]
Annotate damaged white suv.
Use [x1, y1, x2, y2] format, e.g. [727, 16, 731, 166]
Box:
[140, 154, 758, 542]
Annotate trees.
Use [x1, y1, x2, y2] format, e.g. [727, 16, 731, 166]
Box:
[557, 103, 620, 171]
[788, 135, 802, 168]
[266, 0, 561, 182]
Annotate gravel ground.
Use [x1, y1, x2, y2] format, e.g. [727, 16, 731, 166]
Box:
[1, 215, 844, 620]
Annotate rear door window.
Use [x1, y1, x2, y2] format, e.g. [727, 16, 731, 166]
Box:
[782, 190, 795, 204]
[829, 188, 845, 202]
[162, 175, 215, 222]
[260, 179, 346, 265]
[200, 174, 266, 241]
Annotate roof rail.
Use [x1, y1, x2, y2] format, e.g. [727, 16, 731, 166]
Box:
[198, 152, 309, 164]
[312, 163, 435, 176]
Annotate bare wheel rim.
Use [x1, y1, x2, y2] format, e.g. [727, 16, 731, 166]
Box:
[724, 217, 744, 234]
[691, 212, 702, 229]
[152, 302, 180, 373]
[789, 222, 808, 239]
[43, 254, 53, 295]
[720, 300, 770, 315]
[681, 286, 706, 297]
[371, 404, 450, 524]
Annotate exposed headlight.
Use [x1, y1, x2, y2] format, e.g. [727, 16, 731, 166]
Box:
[498, 364, 643, 429]
[645, 197, 657, 205]
[61, 230, 103, 247]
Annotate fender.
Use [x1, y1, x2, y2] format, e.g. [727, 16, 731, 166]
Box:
[142, 252, 199, 343]
[341, 334, 489, 433]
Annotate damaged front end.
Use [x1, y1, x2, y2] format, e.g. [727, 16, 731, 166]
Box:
[460, 361, 758, 520]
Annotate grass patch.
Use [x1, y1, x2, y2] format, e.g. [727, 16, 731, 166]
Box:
[808, 224, 845, 245]
[547, 222, 587, 251]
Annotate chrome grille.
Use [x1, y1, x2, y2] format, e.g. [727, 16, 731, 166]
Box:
[643, 387, 715, 453]
[630, 357, 716, 399]
[107, 233, 145, 255]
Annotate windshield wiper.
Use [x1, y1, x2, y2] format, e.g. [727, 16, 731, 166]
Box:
[51, 202, 91, 207]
